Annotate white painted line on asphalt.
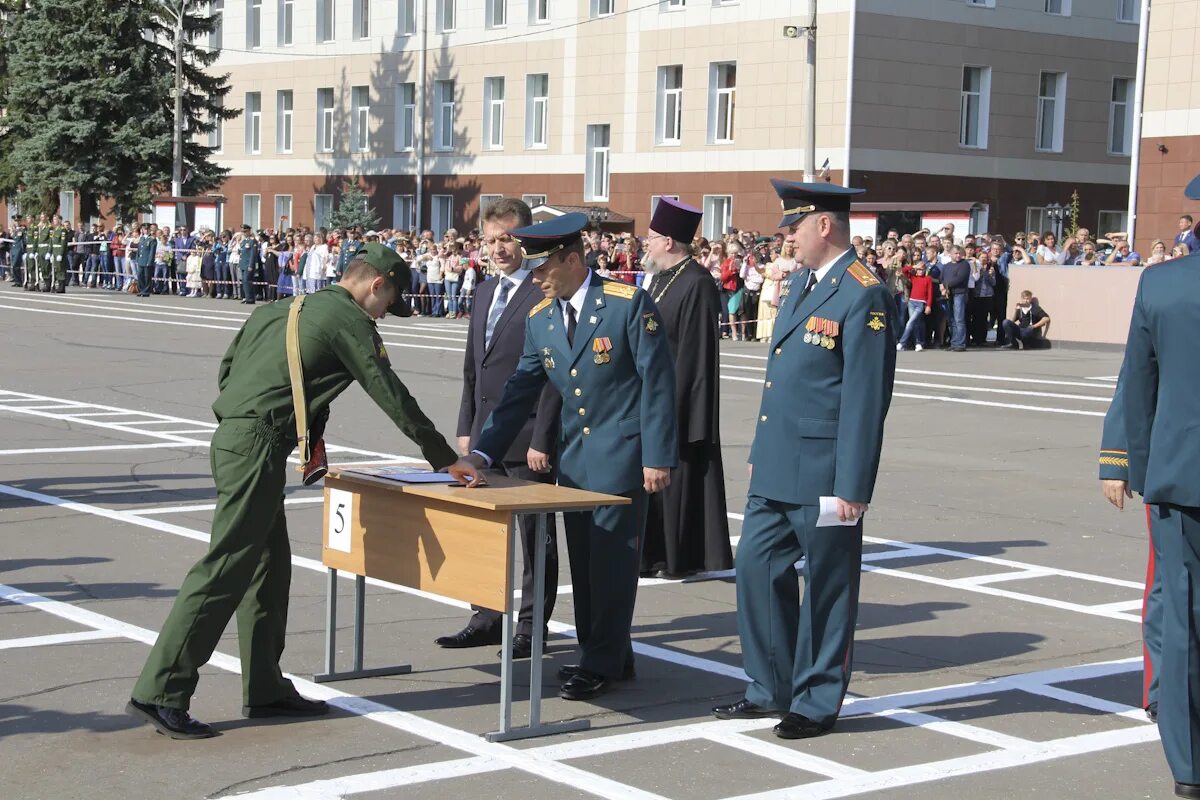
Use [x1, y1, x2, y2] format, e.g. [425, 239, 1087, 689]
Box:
[57, 411, 155, 418]
[11, 404, 90, 411]
[0, 443, 199, 456]
[0, 629, 118, 650]
[231, 756, 509, 799]
[703, 731, 869, 778]
[129, 496, 325, 516]
[0, 302, 242, 332]
[1090, 599, 1146, 613]
[875, 708, 1032, 750]
[0, 582, 669, 800]
[1017, 683, 1147, 722]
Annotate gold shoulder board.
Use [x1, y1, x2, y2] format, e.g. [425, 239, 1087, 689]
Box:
[847, 261, 880, 287]
[603, 281, 638, 300]
[529, 297, 552, 317]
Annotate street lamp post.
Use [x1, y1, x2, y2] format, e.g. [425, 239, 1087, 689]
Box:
[1045, 203, 1065, 241]
[162, 0, 190, 228]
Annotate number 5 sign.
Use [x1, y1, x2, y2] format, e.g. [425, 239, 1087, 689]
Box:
[327, 488, 354, 553]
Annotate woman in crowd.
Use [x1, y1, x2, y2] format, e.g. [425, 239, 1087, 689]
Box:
[151, 232, 171, 294]
[260, 233, 280, 302]
[1145, 239, 1169, 266]
[459, 252, 477, 316]
[758, 242, 796, 343]
[111, 226, 128, 291]
[227, 230, 243, 299]
[720, 244, 744, 341]
[443, 241, 461, 318]
[898, 260, 933, 351]
[1034, 231, 1067, 265]
[200, 236, 217, 297]
[275, 234, 295, 297]
[969, 250, 996, 346]
[740, 245, 765, 342]
[1171, 243, 1191, 261]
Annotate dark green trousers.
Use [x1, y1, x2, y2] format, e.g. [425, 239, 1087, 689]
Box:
[132, 419, 296, 710]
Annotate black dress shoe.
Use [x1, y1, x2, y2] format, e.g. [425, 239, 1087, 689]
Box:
[243, 694, 329, 718]
[558, 662, 636, 682]
[712, 698, 777, 720]
[125, 698, 216, 739]
[435, 626, 502, 649]
[1147, 701, 1158, 723]
[560, 670, 610, 701]
[1176, 782, 1200, 799]
[774, 712, 830, 740]
[499, 633, 539, 660]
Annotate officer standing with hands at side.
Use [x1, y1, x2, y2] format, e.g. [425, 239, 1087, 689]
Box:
[714, 180, 896, 739]
[447, 213, 678, 701]
[126, 243, 458, 739]
[239, 224, 263, 304]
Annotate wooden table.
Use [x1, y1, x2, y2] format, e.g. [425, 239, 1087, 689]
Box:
[316, 464, 629, 742]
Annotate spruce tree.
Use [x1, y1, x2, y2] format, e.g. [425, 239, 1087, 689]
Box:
[328, 182, 382, 231]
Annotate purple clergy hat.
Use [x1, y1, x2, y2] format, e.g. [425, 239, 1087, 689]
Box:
[649, 197, 703, 245]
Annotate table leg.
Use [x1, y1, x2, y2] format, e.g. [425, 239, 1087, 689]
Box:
[529, 513, 547, 728]
[496, 512, 517, 736]
[323, 568, 337, 676]
[313, 570, 412, 683]
[353, 574, 366, 672]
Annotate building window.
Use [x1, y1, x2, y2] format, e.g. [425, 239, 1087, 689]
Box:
[664, 0, 686, 9]
[354, 0, 370, 38]
[317, 0, 335, 41]
[530, 0, 549, 23]
[314, 194, 334, 230]
[352, 85, 370, 152]
[432, 195, 454, 239]
[434, 79, 456, 151]
[1108, 77, 1133, 156]
[276, 90, 293, 153]
[479, 194, 503, 223]
[279, 0, 294, 45]
[965, 0, 995, 7]
[438, 0, 455, 32]
[522, 193, 547, 208]
[650, 195, 679, 219]
[703, 195, 732, 240]
[526, 73, 549, 149]
[208, 96, 223, 151]
[585, 124, 611, 202]
[1098, 209, 1127, 235]
[590, 0, 614, 17]
[399, 0, 416, 34]
[274, 194, 293, 230]
[246, 0, 262, 48]
[1044, 0, 1069, 15]
[395, 82, 416, 151]
[1035, 71, 1066, 153]
[58, 191, 75, 224]
[959, 65, 990, 149]
[317, 88, 334, 152]
[1116, 0, 1137, 22]
[392, 194, 415, 230]
[244, 194, 261, 229]
[656, 65, 683, 145]
[487, 0, 507, 27]
[210, 0, 223, 51]
[708, 62, 736, 144]
[483, 77, 505, 150]
[245, 92, 261, 154]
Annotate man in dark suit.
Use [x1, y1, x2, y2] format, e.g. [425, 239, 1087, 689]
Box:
[437, 198, 562, 659]
[1123, 173, 1200, 800]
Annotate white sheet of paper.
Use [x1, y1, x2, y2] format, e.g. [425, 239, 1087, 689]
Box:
[816, 496, 862, 527]
[327, 488, 354, 553]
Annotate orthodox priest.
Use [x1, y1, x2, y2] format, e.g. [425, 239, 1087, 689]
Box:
[639, 198, 733, 578]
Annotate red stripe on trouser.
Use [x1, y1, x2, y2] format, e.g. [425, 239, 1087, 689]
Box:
[1143, 502, 1156, 709]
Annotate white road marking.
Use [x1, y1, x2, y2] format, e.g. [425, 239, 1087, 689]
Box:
[0, 629, 118, 650]
[129, 496, 325, 516]
[231, 757, 508, 799]
[702, 731, 869, 778]
[0, 443, 198, 456]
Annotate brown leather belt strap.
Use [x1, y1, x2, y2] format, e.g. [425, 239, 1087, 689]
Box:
[285, 294, 309, 470]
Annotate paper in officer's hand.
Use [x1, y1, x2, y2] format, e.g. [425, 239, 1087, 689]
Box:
[816, 496, 863, 527]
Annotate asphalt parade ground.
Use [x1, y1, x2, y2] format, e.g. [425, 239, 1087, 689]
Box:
[0, 283, 1166, 799]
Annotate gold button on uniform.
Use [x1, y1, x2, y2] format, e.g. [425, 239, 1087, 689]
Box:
[583, 427, 591, 435]
[761, 415, 768, 422]
[775, 348, 782, 355]
[765, 381, 773, 388]
[578, 408, 586, 416]
[574, 388, 582, 397]
[570, 368, 578, 377]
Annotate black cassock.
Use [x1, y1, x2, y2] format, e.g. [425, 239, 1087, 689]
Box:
[641, 258, 733, 577]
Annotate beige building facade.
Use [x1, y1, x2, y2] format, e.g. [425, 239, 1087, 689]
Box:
[193, 0, 1137, 239]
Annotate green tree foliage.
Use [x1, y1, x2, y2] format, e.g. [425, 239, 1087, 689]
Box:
[328, 182, 381, 231]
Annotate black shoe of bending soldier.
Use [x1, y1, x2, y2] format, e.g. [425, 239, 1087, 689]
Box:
[125, 698, 216, 739]
[242, 694, 329, 718]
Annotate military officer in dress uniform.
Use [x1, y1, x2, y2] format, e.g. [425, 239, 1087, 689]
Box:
[9, 218, 27, 287]
[713, 180, 896, 739]
[1122, 174, 1200, 799]
[239, 224, 263, 304]
[135, 224, 157, 297]
[1099, 364, 1162, 723]
[27, 213, 49, 291]
[336, 228, 363, 283]
[447, 212, 678, 701]
[127, 243, 457, 740]
[48, 219, 68, 293]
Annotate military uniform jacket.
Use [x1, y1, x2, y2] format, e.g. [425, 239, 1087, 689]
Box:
[1099, 363, 1130, 482]
[10, 229, 26, 259]
[135, 236, 157, 268]
[35, 224, 51, 251]
[238, 238, 261, 276]
[212, 286, 457, 470]
[749, 248, 896, 505]
[476, 277, 678, 496]
[48, 227, 67, 261]
[1122, 253, 1200, 507]
[337, 240, 363, 279]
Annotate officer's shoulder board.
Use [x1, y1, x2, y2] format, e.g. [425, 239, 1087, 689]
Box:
[529, 297, 552, 317]
[602, 281, 638, 300]
[847, 261, 881, 288]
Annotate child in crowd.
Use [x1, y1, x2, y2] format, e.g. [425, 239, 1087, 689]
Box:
[185, 247, 203, 297]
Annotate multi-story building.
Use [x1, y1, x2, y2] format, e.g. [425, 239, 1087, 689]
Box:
[1131, 0, 1199, 253]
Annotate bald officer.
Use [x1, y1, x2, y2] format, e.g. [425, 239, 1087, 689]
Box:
[127, 244, 457, 739]
[714, 181, 896, 739]
[448, 213, 677, 701]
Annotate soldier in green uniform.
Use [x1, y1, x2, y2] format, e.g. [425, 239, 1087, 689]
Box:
[48, 218, 68, 293]
[26, 213, 49, 291]
[8, 217, 27, 287]
[336, 228, 363, 283]
[126, 243, 457, 739]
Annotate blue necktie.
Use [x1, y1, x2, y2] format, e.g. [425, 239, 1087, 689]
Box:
[485, 278, 513, 349]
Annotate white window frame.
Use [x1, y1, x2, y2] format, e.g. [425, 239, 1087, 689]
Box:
[1043, 0, 1070, 15]
[664, 0, 686, 10]
[434, 80, 456, 151]
[245, 92, 261, 154]
[274, 194, 293, 231]
[247, 0, 262, 48]
[479, 194, 504, 224]
[1116, 0, 1137, 23]
[438, 0, 456, 32]
[959, 65, 990, 149]
[656, 65, 683, 146]
[317, 0, 335, 42]
[354, 0, 370, 39]
[352, 85, 370, 152]
[483, 77, 505, 150]
[1035, 71, 1067, 153]
[398, 0, 416, 34]
[522, 193, 547, 208]
[392, 194, 415, 230]
[708, 62, 736, 144]
[965, 0, 995, 7]
[209, 96, 224, 152]
[525, 73, 549, 149]
[243, 194, 262, 229]
[395, 82, 416, 151]
[1098, 209, 1127, 236]
[702, 195, 732, 241]
[276, 90, 293, 153]
[278, 0, 294, 45]
[432, 194, 454, 239]
[58, 191, 75, 225]
[590, 0, 615, 18]
[651, 194, 679, 220]
[317, 88, 334, 153]
[1108, 76, 1133, 156]
[314, 194, 334, 230]
[585, 124, 611, 202]
[529, 0, 549, 24]
[487, 0, 507, 28]
[210, 0, 224, 50]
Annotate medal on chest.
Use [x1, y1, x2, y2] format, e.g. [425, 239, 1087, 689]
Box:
[592, 337, 612, 365]
[542, 347, 556, 370]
